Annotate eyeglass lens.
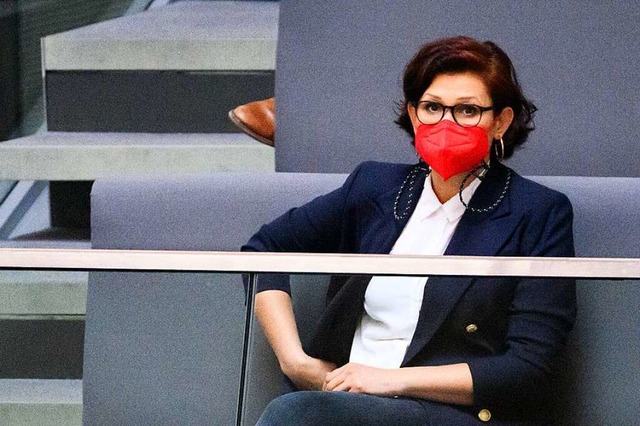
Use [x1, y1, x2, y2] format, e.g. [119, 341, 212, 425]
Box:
[416, 102, 485, 127]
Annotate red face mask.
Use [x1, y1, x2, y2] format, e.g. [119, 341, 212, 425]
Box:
[415, 120, 489, 181]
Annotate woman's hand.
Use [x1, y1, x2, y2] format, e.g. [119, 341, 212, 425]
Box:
[282, 354, 337, 391]
[323, 363, 474, 405]
[323, 363, 397, 396]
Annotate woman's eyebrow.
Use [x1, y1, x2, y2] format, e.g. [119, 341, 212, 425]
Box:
[421, 93, 441, 100]
[420, 94, 481, 103]
[455, 96, 481, 102]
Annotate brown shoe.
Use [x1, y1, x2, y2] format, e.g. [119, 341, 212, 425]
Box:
[228, 97, 275, 147]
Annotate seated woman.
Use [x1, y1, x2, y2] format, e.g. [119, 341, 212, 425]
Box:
[243, 36, 576, 425]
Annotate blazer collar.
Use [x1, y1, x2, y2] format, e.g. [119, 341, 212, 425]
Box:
[369, 164, 429, 253]
[401, 162, 521, 365]
[446, 161, 514, 256]
[371, 162, 515, 253]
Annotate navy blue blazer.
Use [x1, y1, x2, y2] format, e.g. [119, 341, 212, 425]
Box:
[243, 161, 576, 424]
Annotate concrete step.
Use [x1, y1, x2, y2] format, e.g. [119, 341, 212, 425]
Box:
[42, 1, 278, 72]
[3, 229, 91, 246]
[0, 185, 88, 379]
[0, 132, 275, 180]
[0, 379, 82, 425]
[45, 69, 274, 133]
[0, 131, 275, 232]
[0, 269, 87, 379]
[0, 318, 84, 379]
[42, 1, 278, 133]
[0, 271, 87, 316]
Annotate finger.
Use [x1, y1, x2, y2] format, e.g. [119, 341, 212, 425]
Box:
[325, 374, 345, 392]
[323, 372, 331, 389]
[325, 364, 347, 382]
[331, 381, 351, 392]
[321, 373, 334, 392]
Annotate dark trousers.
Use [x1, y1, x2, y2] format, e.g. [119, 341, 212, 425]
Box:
[256, 391, 428, 426]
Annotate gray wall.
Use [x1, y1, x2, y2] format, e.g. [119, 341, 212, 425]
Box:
[275, 0, 640, 177]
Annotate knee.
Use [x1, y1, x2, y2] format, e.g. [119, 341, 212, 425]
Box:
[256, 392, 310, 426]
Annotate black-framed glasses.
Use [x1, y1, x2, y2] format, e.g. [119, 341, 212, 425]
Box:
[413, 101, 494, 127]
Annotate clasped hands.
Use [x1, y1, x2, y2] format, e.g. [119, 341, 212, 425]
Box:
[283, 354, 397, 396]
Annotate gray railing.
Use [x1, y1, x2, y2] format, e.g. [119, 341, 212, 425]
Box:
[2, 248, 639, 425]
[1, 248, 639, 278]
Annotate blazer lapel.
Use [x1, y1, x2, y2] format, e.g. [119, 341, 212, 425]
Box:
[365, 164, 429, 254]
[307, 275, 371, 366]
[402, 164, 522, 365]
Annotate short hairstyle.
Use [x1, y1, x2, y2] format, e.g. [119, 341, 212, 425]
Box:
[395, 36, 537, 159]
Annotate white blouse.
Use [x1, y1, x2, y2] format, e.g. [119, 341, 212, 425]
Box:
[349, 173, 481, 368]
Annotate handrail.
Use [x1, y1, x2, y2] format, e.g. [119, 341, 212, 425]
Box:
[0, 248, 639, 279]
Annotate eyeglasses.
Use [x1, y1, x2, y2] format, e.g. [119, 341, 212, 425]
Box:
[413, 101, 494, 127]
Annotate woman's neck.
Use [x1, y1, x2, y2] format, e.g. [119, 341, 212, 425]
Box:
[430, 172, 470, 204]
[429, 158, 491, 204]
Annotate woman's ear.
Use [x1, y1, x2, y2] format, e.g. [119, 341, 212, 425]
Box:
[495, 107, 514, 137]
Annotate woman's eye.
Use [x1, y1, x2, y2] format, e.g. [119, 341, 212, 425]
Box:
[458, 105, 480, 116]
[423, 102, 442, 113]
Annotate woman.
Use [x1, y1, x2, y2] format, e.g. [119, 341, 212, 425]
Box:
[243, 36, 576, 425]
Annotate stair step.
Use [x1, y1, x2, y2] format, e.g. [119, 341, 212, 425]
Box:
[0, 379, 81, 425]
[42, 1, 277, 133]
[42, 1, 278, 71]
[0, 269, 86, 378]
[0, 271, 87, 316]
[4, 229, 91, 246]
[0, 132, 275, 180]
[0, 319, 84, 378]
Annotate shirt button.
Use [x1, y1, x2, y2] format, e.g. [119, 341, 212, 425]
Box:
[478, 409, 491, 422]
[465, 324, 478, 333]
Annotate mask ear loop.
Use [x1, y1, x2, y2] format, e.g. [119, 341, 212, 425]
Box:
[471, 161, 490, 181]
[459, 161, 511, 213]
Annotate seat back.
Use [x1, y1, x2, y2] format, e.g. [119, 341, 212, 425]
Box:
[241, 175, 640, 425]
[241, 274, 332, 426]
[89, 173, 640, 425]
[274, 0, 640, 177]
[531, 176, 640, 424]
[86, 173, 346, 425]
[243, 177, 640, 426]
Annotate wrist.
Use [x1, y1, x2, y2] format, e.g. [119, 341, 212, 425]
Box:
[279, 350, 309, 377]
[390, 367, 412, 396]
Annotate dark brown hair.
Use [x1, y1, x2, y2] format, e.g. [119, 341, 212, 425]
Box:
[395, 36, 536, 159]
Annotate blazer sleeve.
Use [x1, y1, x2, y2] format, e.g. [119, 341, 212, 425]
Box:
[467, 192, 577, 408]
[241, 163, 365, 294]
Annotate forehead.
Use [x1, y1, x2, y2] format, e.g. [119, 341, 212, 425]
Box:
[421, 72, 491, 103]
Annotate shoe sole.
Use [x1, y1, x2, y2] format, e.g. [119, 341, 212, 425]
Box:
[228, 110, 275, 147]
